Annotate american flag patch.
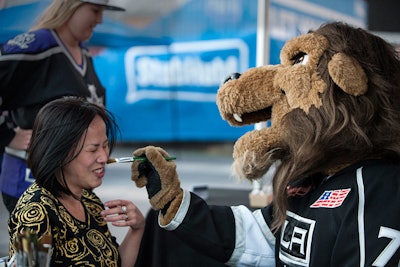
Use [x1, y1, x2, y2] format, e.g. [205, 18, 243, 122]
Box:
[310, 189, 351, 208]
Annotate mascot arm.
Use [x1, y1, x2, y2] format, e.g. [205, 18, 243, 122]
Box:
[131, 146, 276, 266]
[161, 191, 276, 267]
[233, 127, 283, 180]
[131, 146, 183, 225]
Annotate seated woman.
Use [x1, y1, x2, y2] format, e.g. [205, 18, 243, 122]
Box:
[8, 97, 144, 267]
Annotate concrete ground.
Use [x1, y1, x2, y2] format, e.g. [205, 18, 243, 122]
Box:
[0, 143, 254, 258]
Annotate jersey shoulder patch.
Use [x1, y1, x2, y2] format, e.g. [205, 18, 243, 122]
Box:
[310, 188, 351, 208]
[2, 29, 58, 55]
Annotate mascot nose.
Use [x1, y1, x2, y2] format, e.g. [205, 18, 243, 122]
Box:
[223, 72, 241, 84]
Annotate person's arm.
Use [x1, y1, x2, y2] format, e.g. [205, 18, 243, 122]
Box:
[130, 146, 276, 266]
[0, 110, 32, 152]
[7, 127, 32, 150]
[0, 110, 15, 153]
[159, 190, 276, 266]
[102, 200, 145, 267]
[0, 44, 16, 153]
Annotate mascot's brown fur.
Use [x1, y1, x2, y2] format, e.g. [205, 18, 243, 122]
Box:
[216, 22, 400, 229]
[132, 22, 400, 231]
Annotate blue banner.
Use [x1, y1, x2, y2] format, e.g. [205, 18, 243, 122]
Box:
[95, 35, 256, 141]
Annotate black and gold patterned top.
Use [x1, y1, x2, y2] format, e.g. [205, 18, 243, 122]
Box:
[8, 183, 121, 266]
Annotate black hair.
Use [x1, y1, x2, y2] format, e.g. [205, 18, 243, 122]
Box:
[27, 97, 119, 197]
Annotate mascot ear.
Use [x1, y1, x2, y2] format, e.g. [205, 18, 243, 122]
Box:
[328, 53, 368, 96]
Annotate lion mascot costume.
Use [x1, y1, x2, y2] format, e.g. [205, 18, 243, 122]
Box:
[131, 22, 400, 266]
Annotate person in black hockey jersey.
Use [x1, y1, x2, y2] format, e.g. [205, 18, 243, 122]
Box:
[0, 0, 124, 213]
[130, 22, 400, 266]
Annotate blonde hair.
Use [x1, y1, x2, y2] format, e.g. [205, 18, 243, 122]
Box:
[30, 0, 83, 30]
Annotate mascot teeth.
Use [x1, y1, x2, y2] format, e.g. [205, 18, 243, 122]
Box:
[233, 113, 243, 122]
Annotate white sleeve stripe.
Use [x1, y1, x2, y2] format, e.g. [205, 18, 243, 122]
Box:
[253, 209, 276, 246]
[160, 190, 191, 231]
[0, 46, 64, 62]
[227, 206, 247, 265]
[356, 167, 366, 267]
[227, 206, 275, 267]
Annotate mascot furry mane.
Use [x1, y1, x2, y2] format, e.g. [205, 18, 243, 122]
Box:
[216, 22, 400, 229]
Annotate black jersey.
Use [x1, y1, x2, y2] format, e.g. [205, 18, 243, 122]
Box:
[275, 160, 400, 267]
[0, 29, 105, 110]
[0, 28, 105, 148]
[161, 160, 400, 266]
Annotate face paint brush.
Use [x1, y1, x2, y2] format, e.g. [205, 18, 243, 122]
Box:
[107, 156, 176, 164]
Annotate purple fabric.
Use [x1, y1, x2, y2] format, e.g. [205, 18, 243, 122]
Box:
[0, 153, 33, 198]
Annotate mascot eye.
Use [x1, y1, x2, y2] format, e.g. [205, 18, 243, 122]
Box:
[291, 52, 309, 65]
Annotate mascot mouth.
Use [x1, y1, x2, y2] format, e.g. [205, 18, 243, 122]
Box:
[218, 70, 279, 126]
[231, 107, 272, 124]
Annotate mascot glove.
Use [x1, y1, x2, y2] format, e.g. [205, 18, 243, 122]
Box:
[131, 146, 182, 211]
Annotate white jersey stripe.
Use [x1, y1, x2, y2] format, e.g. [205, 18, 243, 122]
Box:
[356, 167, 366, 267]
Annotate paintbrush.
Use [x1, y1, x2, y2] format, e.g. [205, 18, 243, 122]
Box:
[107, 156, 176, 164]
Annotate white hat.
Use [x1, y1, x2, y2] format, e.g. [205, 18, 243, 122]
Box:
[80, 0, 125, 11]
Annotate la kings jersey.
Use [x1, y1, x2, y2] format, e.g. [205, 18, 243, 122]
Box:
[0, 29, 105, 197]
[0, 29, 105, 147]
[275, 159, 400, 267]
[0, 28, 105, 127]
[160, 159, 400, 267]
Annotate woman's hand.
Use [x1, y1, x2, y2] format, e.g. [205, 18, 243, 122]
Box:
[101, 200, 145, 230]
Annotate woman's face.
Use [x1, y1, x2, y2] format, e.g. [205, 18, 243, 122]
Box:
[61, 115, 109, 194]
[67, 3, 104, 41]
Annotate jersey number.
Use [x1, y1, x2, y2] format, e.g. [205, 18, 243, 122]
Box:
[372, 226, 400, 267]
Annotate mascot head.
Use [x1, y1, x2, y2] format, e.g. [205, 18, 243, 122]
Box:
[217, 22, 400, 229]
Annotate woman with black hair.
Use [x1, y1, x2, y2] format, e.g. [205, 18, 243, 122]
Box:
[9, 97, 144, 266]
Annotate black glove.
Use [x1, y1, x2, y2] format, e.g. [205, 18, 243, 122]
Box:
[131, 146, 182, 211]
[137, 160, 162, 199]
